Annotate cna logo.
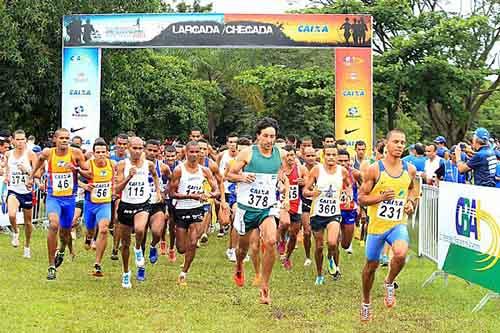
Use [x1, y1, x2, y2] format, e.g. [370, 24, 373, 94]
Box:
[74, 72, 88, 83]
[57, 160, 66, 167]
[69, 55, 91, 63]
[455, 197, 499, 271]
[297, 24, 329, 33]
[342, 56, 364, 66]
[100, 170, 107, 177]
[72, 105, 88, 117]
[346, 106, 360, 118]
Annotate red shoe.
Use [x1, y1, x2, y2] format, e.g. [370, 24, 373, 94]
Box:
[160, 241, 166, 256]
[283, 258, 292, 271]
[233, 267, 245, 287]
[168, 249, 177, 263]
[277, 240, 286, 256]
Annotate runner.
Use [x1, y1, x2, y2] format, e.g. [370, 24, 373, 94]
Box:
[297, 136, 313, 163]
[79, 139, 114, 276]
[303, 144, 350, 285]
[299, 146, 317, 266]
[317, 133, 335, 163]
[110, 133, 128, 260]
[162, 145, 180, 262]
[227, 117, 288, 304]
[279, 145, 308, 270]
[144, 139, 170, 264]
[4, 129, 38, 258]
[358, 129, 418, 322]
[30, 128, 87, 280]
[169, 140, 219, 285]
[352, 140, 367, 170]
[115, 137, 161, 288]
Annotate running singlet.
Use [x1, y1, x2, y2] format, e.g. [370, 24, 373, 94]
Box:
[86, 159, 113, 204]
[121, 159, 150, 204]
[340, 168, 357, 211]
[219, 150, 237, 194]
[281, 164, 301, 214]
[7, 150, 31, 194]
[148, 160, 163, 204]
[367, 160, 411, 234]
[47, 148, 77, 197]
[311, 164, 342, 217]
[237, 145, 281, 212]
[175, 164, 205, 210]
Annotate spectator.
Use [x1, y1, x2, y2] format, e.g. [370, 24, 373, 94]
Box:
[495, 150, 500, 188]
[435, 145, 466, 184]
[424, 143, 443, 185]
[434, 136, 449, 159]
[407, 143, 426, 175]
[456, 127, 497, 187]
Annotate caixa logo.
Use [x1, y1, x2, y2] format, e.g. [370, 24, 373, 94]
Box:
[455, 197, 480, 240]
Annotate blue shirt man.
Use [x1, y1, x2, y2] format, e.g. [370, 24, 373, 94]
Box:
[434, 136, 448, 159]
[495, 150, 500, 188]
[436, 146, 466, 184]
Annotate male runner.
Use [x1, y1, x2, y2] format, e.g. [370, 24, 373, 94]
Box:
[30, 128, 86, 280]
[162, 145, 180, 261]
[115, 137, 161, 288]
[227, 117, 288, 304]
[279, 145, 308, 270]
[110, 133, 128, 260]
[297, 136, 313, 163]
[317, 133, 335, 163]
[299, 146, 317, 266]
[4, 129, 38, 257]
[358, 129, 418, 321]
[79, 139, 114, 276]
[303, 144, 350, 285]
[169, 141, 219, 285]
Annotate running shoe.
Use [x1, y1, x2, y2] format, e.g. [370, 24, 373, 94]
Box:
[315, 275, 325, 286]
[282, 258, 292, 271]
[71, 230, 76, 240]
[360, 303, 372, 322]
[332, 270, 342, 281]
[160, 241, 166, 256]
[252, 274, 262, 287]
[304, 258, 312, 267]
[177, 272, 187, 286]
[122, 271, 132, 289]
[134, 248, 145, 267]
[200, 233, 209, 243]
[11, 232, 19, 247]
[149, 246, 158, 264]
[384, 281, 396, 308]
[227, 248, 236, 262]
[110, 249, 119, 261]
[345, 243, 353, 254]
[259, 287, 271, 305]
[217, 230, 225, 238]
[47, 266, 57, 280]
[327, 257, 336, 276]
[84, 237, 92, 250]
[55, 250, 65, 268]
[277, 240, 286, 256]
[168, 249, 177, 263]
[91, 240, 96, 250]
[244, 254, 250, 262]
[380, 254, 389, 267]
[92, 263, 104, 277]
[137, 267, 146, 282]
[23, 247, 31, 259]
[196, 239, 201, 248]
[233, 267, 245, 287]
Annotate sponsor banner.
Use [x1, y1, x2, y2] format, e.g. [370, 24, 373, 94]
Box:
[63, 13, 371, 48]
[61, 48, 101, 148]
[335, 48, 372, 153]
[438, 182, 500, 293]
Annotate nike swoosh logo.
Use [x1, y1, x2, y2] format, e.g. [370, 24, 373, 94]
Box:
[344, 128, 360, 135]
[70, 126, 86, 133]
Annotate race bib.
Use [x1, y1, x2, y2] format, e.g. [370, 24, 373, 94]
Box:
[52, 173, 74, 196]
[10, 173, 27, 186]
[340, 189, 355, 210]
[280, 185, 299, 201]
[238, 173, 277, 209]
[91, 182, 112, 203]
[376, 199, 405, 221]
[312, 186, 339, 217]
[126, 182, 146, 200]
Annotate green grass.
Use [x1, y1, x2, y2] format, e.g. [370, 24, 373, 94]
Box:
[0, 228, 498, 333]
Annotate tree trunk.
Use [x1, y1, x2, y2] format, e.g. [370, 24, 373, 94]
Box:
[207, 110, 216, 144]
[387, 106, 395, 130]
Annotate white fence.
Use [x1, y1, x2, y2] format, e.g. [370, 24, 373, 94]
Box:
[0, 183, 48, 229]
[418, 184, 440, 264]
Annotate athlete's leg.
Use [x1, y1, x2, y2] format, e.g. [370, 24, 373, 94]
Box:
[133, 212, 149, 252]
[235, 232, 251, 271]
[95, 218, 110, 265]
[259, 216, 277, 297]
[341, 223, 355, 249]
[249, 229, 261, 283]
[327, 221, 341, 276]
[182, 222, 203, 273]
[112, 200, 121, 255]
[301, 212, 312, 260]
[385, 225, 410, 284]
[168, 211, 176, 251]
[149, 211, 165, 248]
[362, 232, 386, 304]
[47, 213, 60, 266]
[7, 194, 20, 235]
[285, 221, 301, 260]
[175, 225, 188, 254]
[120, 224, 132, 273]
[22, 207, 33, 248]
[313, 229, 325, 277]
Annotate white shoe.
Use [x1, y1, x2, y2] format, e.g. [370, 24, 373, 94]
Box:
[122, 271, 132, 289]
[11, 232, 19, 247]
[134, 248, 145, 267]
[304, 258, 313, 267]
[227, 248, 237, 262]
[71, 231, 77, 240]
[23, 247, 31, 259]
[346, 243, 353, 255]
[244, 254, 250, 262]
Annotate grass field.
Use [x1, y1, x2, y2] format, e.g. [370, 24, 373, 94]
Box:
[0, 227, 498, 333]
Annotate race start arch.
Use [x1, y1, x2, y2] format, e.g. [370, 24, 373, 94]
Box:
[62, 13, 372, 150]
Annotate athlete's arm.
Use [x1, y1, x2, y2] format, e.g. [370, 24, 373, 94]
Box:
[280, 168, 290, 210]
[227, 147, 254, 183]
[3, 151, 10, 184]
[148, 160, 162, 203]
[302, 165, 320, 198]
[352, 168, 362, 184]
[341, 166, 351, 189]
[30, 148, 50, 179]
[215, 152, 223, 167]
[209, 160, 225, 204]
[169, 166, 201, 200]
[114, 160, 132, 194]
[73, 148, 88, 170]
[404, 164, 419, 215]
[78, 160, 93, 179]
[358, 164, 394, 206]
[203, 167, 220, 200]
[298, 165, 308, 187]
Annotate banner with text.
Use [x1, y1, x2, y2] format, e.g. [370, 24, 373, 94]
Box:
[438, 182, 500, 293]
[61, 48, 101, 148]
[335, 48, 372, 153]
[63, 13, 371, 48]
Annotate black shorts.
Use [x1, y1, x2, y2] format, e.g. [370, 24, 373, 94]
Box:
[149, 202, 166, 216]
[310, 215, 342, 232]
[7, 190, 32, 210]
[302, 198, 312, 213]
[175, 207, 205, 229]
[290, 212, 301, 224]
[117, 201, 150, 227]
[166, 198, 175, 215]
[76, 200, 84, 210]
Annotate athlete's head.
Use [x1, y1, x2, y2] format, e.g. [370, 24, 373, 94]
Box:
[255, 117, 279, 152]
[355, 140, 366, 160]
[303, 146, 316, 166]
[336, 139, 347, 151]
[386, 129, 406, 158]
[145, 139, 160, 161]
[93, 138, 108, 160]
[164, 145, 177, 165]
[283, 145, 297, 166]
[128, 136, 144, 160]
[300, 136, 313, 154]
[185, 141, 200, 164]
[286, 134, 298, 148]
[13, 129, 26, 150]
[54, 128, 70, 150]
[425, 143, 437, 160]
[322, 133, 335, 147]
[374, 139, 386, 160]
[226, 132, 238, 152]
[72, 135, 83, 146]
[323, 144, 338, 166]
[237, 137, 251, 152]
[337, 149, 350, 169]
[197, 138, 209, 159]
[175, 144, 185, 161]
[115, 133, 128, 155]
[189, 127, 202, 142]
